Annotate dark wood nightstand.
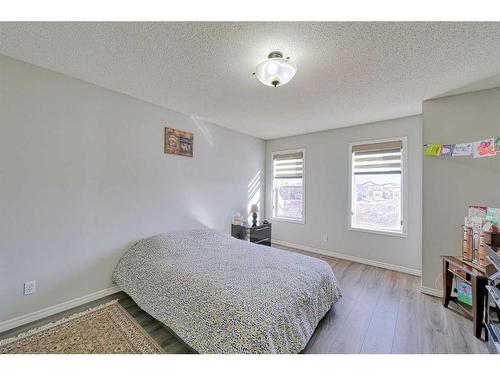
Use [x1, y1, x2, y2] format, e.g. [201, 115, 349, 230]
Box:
[231, 221, 272, 247]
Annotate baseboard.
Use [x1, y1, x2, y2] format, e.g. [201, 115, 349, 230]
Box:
[0, 285, 121, 333]
[272, 239, 422, 276]
[420, 285, 442, 297]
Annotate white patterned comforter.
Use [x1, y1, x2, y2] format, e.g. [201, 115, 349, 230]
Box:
[112, 229, 342, 353]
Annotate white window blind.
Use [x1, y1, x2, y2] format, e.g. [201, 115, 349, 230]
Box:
[352, 141, 402, 175]
[273, 151, 304, 179]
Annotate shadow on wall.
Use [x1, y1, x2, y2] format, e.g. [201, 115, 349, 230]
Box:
[247, 170, 261, 222]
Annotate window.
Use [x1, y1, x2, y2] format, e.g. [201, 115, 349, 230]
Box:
[349, 138, 406, 236]
[272, 149, 305, 223]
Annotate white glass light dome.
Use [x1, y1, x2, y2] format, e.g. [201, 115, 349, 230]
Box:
[254, 51, 297, 87]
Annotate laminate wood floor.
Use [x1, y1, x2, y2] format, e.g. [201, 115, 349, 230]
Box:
[0, 245, 489, 354]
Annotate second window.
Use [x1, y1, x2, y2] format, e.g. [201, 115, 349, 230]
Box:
[272, 149, 305, 223]
[350, 138, 406, 235]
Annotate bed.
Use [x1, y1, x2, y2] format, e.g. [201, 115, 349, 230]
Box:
[112, 228, 342, 354]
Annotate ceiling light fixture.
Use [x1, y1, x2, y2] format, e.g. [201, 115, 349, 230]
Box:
[253, 51, 297, 88]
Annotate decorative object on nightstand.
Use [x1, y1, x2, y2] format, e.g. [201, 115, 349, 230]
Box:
[250, 204, 259, 226]
[231, 221, 271, 247]
[232, 212, 242, 225]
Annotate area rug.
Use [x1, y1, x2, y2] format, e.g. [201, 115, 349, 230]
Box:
[0, 300, 164, 354]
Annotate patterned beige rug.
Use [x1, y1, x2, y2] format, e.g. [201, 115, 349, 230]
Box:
[0, 300, 164, 354]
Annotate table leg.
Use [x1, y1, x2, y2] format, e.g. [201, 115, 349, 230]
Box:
[442, 260, 453, 307]
[472, 276, 486, 339]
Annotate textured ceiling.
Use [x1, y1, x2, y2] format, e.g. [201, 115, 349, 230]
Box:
[1, 22, 500, 139]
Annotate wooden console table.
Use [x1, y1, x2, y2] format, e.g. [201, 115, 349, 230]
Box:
[441, 256, 488, 339]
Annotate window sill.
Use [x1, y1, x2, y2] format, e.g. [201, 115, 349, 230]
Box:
[348, 226, 407, 238]
[271, 217, 305, 225]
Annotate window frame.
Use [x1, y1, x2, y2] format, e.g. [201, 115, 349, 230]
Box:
[271, 148, 306, 224]
[348, 137, 408, 238]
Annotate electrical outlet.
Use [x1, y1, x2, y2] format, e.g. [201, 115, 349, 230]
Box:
[322, 234, 328, 242]
[24, 280, 36, 296]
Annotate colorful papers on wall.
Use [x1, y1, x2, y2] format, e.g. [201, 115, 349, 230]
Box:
[424, 137, 499, 158]
[473, 138, 497, 158]
[452, 143, 473, 156]
[440, 144, 455, 156]
[424, 144, 442, 156]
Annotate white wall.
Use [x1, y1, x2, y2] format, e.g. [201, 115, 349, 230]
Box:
[422, 87, 500, 292]
[0, 55, 265, 322]
[265, 116, 422, 273]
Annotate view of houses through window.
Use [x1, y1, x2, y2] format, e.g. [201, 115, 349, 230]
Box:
[275, 178, 303, 220]
[353, 174, 401, 231]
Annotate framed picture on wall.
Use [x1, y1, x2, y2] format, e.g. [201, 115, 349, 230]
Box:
[164, 127, 193, 157]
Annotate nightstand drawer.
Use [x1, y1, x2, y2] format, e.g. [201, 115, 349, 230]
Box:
[251, 238, 271, 246]
[250, 225, 271, 242]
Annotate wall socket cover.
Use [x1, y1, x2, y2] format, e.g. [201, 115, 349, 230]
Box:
[24, 280, 36, 295]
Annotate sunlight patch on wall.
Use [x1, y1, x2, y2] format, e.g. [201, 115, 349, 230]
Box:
[247, 170, 261, 221]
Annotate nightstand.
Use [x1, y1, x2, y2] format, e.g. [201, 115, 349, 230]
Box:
[231, 221, 272, 247]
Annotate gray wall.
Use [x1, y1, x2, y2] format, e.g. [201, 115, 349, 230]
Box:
[0, 55, 265, 322]
[422, 88, 500, 291]
[265, 116, 423, 272]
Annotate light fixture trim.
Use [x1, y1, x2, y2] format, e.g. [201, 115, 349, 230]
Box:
[254, 51, 297, 88]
